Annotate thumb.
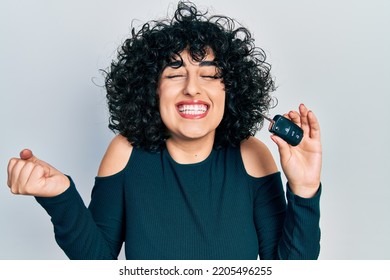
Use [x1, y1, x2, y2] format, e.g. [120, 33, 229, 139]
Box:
[270, 135, 291, 157]
[20, 149, 35, 160]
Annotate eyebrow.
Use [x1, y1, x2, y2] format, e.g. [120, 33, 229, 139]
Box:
[167, 60, 217, 68]
[199, 60, 218, 66]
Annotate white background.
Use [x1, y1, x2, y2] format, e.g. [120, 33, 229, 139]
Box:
[1, 0, 389, 259]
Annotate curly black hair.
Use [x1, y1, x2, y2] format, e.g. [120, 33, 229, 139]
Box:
[104, 0, 275, 152]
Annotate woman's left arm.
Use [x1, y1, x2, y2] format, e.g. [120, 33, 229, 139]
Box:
[270, 104, 322, 198]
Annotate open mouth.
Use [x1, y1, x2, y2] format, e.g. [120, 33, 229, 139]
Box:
[176, 102, 209, 119]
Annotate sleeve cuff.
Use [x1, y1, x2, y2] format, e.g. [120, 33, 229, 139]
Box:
[286, 183, 322, 207]
[35, 176, 78, 206]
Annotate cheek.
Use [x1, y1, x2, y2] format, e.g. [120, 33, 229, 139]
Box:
[157, 85, 169, 108]
[157, 93, 176, 127]
[216, 90, 226, 115]
[158, 82, 177, 101]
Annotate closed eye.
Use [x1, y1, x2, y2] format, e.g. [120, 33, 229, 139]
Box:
[166, 74, 186, 79]
[201, 75, 221, 79]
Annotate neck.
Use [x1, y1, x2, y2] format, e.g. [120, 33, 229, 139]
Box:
[166, 136, 214, 164]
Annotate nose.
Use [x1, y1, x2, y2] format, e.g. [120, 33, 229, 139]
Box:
[183, 74, 200, 96]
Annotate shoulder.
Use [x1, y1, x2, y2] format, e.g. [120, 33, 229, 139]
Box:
[240, 136, 278, 178]
[97, 134, 133, 177]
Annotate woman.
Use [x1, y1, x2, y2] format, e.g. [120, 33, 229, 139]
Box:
[7, 1, 322, 260]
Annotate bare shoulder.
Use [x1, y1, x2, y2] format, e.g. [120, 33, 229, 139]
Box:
[97, 134, 133, 177]
[240, 136, 278, 178]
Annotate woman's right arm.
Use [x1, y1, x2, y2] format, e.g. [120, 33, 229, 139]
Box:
[7, 134, 133, 259]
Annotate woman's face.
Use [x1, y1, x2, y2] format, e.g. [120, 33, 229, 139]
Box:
[158, 49, 225, 143]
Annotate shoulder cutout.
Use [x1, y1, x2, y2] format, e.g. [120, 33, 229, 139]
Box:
[240, 137, 278, 178]
[97, 134, 133, 177]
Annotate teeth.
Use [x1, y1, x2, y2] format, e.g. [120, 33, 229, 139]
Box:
[178, 104, 208, 115]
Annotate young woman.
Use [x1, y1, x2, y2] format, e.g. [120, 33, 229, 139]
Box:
[7, 1, 322, 260]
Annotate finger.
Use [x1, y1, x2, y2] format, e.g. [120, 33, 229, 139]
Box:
[298, 104, 310, 134]
[308, 110, 321, 139]
[283, 113, 291, 120]
[16, 162, 36, 194]
[9, 160, 26, 194]
[7, 158, 19, 187]
[287, 110, 302, 127]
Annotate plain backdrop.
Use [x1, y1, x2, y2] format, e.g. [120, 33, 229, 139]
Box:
[1, 0, 389, 260]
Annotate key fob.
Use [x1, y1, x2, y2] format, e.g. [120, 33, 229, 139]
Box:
[269, 115, 303, 146]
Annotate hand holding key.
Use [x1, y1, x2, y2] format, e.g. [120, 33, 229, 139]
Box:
[266, 104, 322, 198]
[7, 149, 70, 197]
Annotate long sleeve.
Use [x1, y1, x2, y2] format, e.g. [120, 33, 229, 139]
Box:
[35, 175, 125, 260]
[277, 184, 321, 259]
[253, 173, 321, 260]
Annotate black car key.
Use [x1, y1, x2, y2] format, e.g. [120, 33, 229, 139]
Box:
[261, 114, 303, 146]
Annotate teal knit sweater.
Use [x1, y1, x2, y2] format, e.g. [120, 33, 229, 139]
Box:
[36, 145, 321, 260]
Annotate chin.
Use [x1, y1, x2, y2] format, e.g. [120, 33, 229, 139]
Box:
[178, 128, 215, 141]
